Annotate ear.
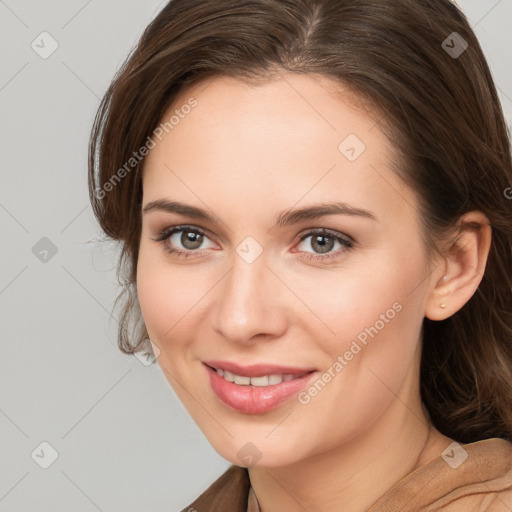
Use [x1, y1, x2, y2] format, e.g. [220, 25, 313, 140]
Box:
[424, 210, 492, 321]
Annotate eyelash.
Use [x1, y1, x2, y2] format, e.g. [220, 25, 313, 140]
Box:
[153, 224, 354, 262]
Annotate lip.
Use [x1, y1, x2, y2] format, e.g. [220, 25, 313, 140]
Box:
[203, 362, 318, 414]
[203, 359, 316, 377]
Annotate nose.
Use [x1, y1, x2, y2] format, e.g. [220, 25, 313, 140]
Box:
[212, 249, 288, 344]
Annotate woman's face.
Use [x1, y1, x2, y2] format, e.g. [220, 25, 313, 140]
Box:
[137, 74, 442, 467]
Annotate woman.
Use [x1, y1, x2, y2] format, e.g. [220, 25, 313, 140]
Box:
[88, 0, 512, 510]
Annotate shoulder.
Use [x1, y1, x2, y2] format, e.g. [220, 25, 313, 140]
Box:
[440, 488, 512, 512]
[443, 437, 512, 511]
[180, 465, 250, 512]
[370, 437, 512, 511]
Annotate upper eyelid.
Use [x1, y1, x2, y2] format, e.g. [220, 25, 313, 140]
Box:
[156, 225, 220, 251]
[157, 224, 216, 241]
[299, 228, 353, 242]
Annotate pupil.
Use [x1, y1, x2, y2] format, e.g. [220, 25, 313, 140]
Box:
[313, 235, 333, 254]
[182, 231, 202, 249]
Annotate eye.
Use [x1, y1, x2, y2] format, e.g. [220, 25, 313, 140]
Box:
[153, 225, 216, 258]
[295, 228, 354, 261]
[153, 225, 354, 262]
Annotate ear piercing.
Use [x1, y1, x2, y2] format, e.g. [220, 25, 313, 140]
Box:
[440, 276, 448, 308]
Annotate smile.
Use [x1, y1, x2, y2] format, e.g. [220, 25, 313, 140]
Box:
[203, 362, 318, 414]
[214, 367, 310, 387]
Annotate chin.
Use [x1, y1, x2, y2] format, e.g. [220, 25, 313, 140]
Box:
[208, 436, 306, 469]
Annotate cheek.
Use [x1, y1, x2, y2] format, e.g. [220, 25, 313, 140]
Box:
[298, 245, 427, 395]
[136, 244, 181, 344]
[136, 245, 213, 350]
[288, 278, 424, 450]
[292, 250, 423, 353]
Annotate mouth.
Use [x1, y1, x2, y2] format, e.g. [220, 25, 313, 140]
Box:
[203, 360, 318, 414]
[204, 363, 313, 387]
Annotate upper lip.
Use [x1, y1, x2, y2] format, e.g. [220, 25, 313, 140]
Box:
[203, 360, 317, 378]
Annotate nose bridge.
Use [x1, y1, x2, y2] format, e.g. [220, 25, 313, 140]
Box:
[213, 246, 285, 342]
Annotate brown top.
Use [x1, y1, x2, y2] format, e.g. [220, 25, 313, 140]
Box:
[182, 438, 512, 512]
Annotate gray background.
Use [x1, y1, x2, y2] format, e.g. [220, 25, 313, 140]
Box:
[0, 1, 511, 511]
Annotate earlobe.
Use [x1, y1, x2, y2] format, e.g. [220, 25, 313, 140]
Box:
[425, 273, 452, 321]
[424, 211, 492, 321]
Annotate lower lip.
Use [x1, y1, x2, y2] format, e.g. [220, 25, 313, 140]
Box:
[204, 364, 318, 414]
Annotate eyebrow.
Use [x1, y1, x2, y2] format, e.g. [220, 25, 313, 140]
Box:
[142, 199, 377, 227]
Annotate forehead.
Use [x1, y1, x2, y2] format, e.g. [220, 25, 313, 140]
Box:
[141, 73, 415, 224]
[161, 73, 382, 153]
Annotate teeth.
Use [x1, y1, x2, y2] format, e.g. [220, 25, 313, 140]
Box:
[268, 375, 282, 385]
[215, 368, 306, 387]
[233, 375, 251, 385]
[251, 376, 269, 386]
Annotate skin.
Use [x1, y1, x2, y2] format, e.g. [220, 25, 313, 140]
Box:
[136, 73, 491, 511]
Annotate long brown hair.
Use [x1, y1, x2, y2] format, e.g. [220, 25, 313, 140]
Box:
[88, 0, 512, 444]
